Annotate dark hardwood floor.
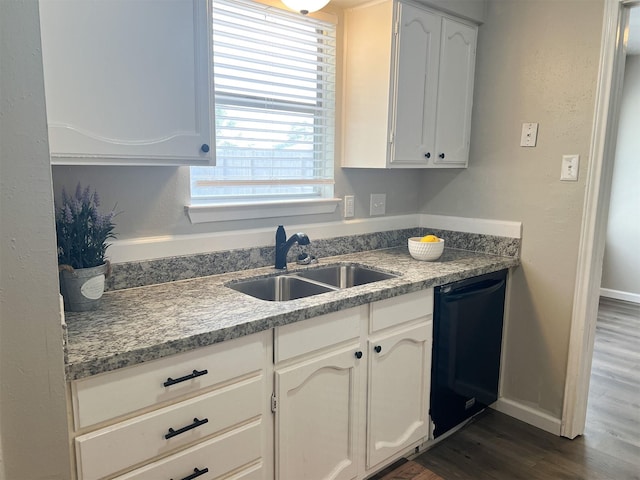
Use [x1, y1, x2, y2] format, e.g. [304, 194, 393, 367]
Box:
[415, 297, 640, 479]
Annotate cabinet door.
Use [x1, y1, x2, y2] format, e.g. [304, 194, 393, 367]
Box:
[276, 347, 361, 480]
[390, 3, 441, 166]
[39, 0, 213, 165]
[366, 322, 432, 470]
[433, 18, 477, 167]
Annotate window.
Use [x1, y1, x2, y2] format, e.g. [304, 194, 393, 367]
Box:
[190, 0, 336, 207]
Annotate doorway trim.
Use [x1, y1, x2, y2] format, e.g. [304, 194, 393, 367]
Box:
[561, 0, 637, 439]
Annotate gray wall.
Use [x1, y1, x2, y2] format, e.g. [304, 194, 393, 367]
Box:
[601, 54, 640, 298]
[51, 166, 421, 238]
[0, 2, 72, 478]
[418, 0, 603, 417]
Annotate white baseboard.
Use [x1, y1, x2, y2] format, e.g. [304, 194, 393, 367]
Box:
[492, 398, 562, 436]
[108, 213, 522, 264]
[600, 288, 640, 304]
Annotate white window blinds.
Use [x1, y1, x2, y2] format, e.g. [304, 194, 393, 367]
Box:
[191, 0, 336, 202]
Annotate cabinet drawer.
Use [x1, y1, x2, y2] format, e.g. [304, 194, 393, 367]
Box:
[113, 420, 265, 480]
[75, 375, 264, 480]
[274, 306, 363, 363]
[72, 331, 267, 430]
[370, 289, 433, 332]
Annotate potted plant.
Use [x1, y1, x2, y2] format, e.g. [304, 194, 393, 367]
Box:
[56, 183, 117, 312]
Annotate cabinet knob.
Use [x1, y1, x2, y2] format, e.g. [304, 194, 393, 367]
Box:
[425, 152, 431, 158]
[355, 351, 363, 359]
[439, 153, 445, 159]
[201, 144, 210, 153]
[374, 345, 382, 353]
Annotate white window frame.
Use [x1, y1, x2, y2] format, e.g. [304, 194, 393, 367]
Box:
[187, 0, 339, 224]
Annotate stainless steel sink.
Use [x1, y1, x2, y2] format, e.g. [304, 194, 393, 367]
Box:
[226, 275, 337, 302]
[226, 263, 399, 302]
[295, 263, 398, 288]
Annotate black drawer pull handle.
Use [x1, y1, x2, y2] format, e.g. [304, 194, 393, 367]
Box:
[164, 369, 208, 387]
[439, 153, 445, 159]
[172, 467, 210, 480]
[165, 417, 209, 440]
[425, 152, 431, 158]
[201, 143, 210, 153]
[374, 345, 382, 353]
[355, 350, 363, 359]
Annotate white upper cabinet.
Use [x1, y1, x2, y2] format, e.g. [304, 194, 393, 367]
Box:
[342, 0, 477, 169]
[39, 0, 214, 166]
[433, 18, 477, 166]
[391, 3, 441, 166]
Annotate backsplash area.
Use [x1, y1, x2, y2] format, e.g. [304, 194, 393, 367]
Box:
[106, 227, 520, 291]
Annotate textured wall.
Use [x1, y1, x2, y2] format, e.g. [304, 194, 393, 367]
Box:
[418, 0, 603, 417]
[601, 54, 640, 298]
[0, 2, 72, 479]
[51, 165, 422, 238]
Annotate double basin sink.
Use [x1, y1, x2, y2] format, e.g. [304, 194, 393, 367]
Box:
[226, 263, 398, 302]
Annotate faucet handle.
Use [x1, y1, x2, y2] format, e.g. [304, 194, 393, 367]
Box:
[296, 252, 317, 265]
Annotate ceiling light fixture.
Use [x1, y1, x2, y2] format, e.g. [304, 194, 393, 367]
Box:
[281, 0, 330, 15]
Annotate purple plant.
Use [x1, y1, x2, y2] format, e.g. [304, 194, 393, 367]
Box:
[55, 183, 118, 269]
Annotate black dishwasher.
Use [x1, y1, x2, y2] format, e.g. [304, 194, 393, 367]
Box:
[430, 269, 507, 438]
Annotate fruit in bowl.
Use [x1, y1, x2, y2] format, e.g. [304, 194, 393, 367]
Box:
[420, 234, 440, 243]
[408, 235, 444, 261]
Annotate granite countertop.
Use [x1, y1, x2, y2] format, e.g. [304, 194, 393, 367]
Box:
[64, 246, 519, 381]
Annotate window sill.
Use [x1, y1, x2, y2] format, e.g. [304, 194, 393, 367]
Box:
[186, 198, 341, 224]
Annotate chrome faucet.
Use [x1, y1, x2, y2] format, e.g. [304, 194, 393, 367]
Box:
[275, 225, 310, 270]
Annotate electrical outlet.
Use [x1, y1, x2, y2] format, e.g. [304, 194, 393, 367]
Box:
[344, 195, 355, 218]
[370, 194, 386, 216]
[561, 154, 579, 181]
[520, 123, 539, 147]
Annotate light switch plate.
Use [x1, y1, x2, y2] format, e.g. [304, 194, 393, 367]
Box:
[561, 154, 579, 181]
[370, 194, 386, 216]
[344, 195, 355, 218]
[520, 123, 539, 147]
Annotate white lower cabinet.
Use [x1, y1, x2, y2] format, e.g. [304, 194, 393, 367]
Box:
[275, 346, 361, 480]
[112, 420, 265, 480]
[70, 291, 432, 480]
[69, 331, 273, 480]
[274, 290, 433, 480]
[274, 306, 363, 480]
[76, 378, 263, 480]
[366, 324, 432, 470]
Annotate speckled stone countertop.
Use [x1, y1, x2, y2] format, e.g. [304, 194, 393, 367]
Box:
[64, 247, 519, 381]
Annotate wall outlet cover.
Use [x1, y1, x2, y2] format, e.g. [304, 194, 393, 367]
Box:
[370, 194, 386, 216]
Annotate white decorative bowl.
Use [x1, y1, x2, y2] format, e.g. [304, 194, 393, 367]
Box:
[408, 237, 445, 261]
